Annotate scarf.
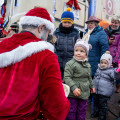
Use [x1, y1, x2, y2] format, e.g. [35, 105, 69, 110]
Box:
[106, 26, 120, 37]
[82, 28, 94, 42]
[59, 23, 74, 34]
[73, 56, 88, 62]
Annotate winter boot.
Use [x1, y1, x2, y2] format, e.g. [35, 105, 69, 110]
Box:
[91, 112, 99, 118]
[115, 85, 120, 93]
[98, 115, 106, 120]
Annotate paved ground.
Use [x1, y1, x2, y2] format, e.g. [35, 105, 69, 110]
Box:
[86, 87, 120, 120]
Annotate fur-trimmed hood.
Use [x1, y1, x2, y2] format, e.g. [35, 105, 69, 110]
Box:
[0, 32, 54, 68]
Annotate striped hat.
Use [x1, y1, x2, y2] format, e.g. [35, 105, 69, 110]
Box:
[61, 8, 74, 24]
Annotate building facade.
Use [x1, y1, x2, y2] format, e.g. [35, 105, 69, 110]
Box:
[0, 0, 120, 33]
[1, 0, 89, 32]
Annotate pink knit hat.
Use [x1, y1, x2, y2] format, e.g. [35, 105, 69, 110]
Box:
[74, 39, 92, 55]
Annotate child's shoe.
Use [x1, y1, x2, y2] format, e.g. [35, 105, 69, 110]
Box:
[91, 112, 99, 118]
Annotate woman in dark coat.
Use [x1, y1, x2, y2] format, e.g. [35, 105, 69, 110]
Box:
[84, 16, 109, 77]
[83, 16, 109, 103]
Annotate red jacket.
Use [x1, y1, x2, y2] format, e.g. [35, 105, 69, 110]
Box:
[0, 32, 70, 120]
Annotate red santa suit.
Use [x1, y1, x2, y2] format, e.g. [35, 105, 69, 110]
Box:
[0, 30, 70, 120]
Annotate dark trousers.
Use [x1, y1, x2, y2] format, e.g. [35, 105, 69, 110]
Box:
[66, 98, 87, 120]
[93, 94, 110, 119]
[87, 76, 94, 104]
[60, 67, 64, 79]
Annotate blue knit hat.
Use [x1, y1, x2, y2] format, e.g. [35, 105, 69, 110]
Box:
[61, 8, 74, 24]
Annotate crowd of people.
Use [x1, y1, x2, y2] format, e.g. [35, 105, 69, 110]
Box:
[0, 7, 120, 120]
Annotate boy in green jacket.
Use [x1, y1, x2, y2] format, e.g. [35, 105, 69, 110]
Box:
[64, 39, 95, 120]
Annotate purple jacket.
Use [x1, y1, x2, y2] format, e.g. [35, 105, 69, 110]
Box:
[109, 35, 120, 63]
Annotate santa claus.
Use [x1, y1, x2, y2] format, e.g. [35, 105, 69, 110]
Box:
[0, 7, 70, 120]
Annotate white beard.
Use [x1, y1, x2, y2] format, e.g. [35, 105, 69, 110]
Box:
[39, 30, 47, 41]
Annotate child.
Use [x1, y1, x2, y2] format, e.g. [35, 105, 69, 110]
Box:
[63, 40, 95, 120]
[91, 51, 120, 120]
[54, 8, 80, 78]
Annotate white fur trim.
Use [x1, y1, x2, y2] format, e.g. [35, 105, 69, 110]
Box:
[63, 83, 70, 97]
[0, 41, 54, 68]
[50, 14, 55, 23]
[19, 16, 54, 33]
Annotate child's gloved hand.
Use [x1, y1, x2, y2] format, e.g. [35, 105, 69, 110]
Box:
[116, 59, 120, 72]
[73, 88, 81, 96]
[116, 68, 120, 72]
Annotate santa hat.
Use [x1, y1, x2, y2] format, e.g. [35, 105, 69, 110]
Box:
[100, 51, 112, 67]
[19, 7, 54, 33]
[74, 39, 92, 55]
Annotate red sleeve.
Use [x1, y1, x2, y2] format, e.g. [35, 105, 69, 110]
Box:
[39, 50, 70, 120]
